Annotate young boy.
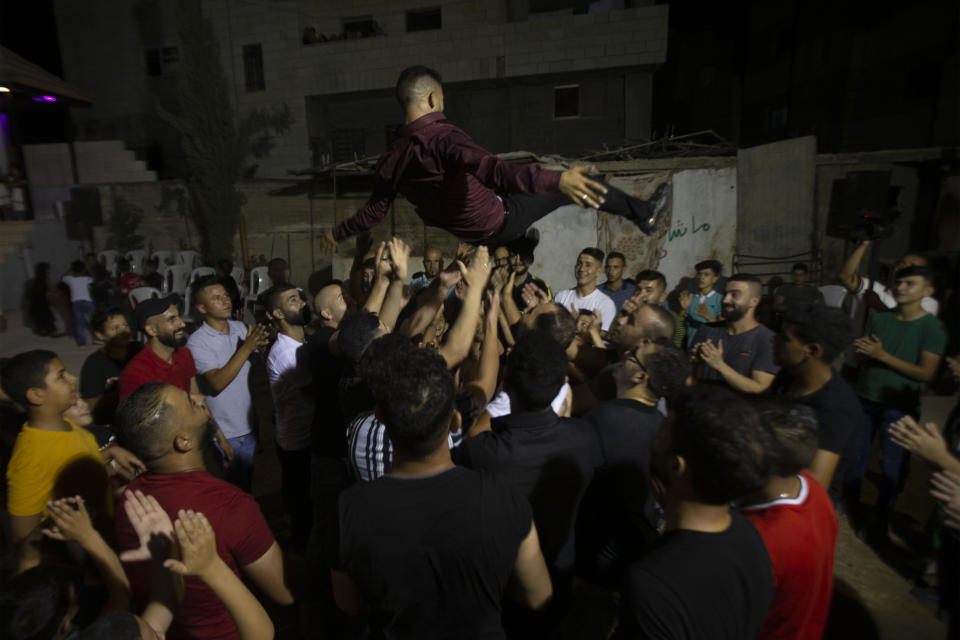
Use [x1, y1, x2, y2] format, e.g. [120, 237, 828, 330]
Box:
[80, 309, 141, 425]
[679, 259, 723, 347]
[2, 350, 143, 543]
[846, 265, 946, 536]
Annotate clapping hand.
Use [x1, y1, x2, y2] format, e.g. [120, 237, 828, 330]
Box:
[119, 490, 175, 562]
[43, 496, 98, 548]
[163, 510, 222, 579]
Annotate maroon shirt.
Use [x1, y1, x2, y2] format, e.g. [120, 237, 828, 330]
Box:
[332, 112, 562, 242]
[118, 344, 197, 401]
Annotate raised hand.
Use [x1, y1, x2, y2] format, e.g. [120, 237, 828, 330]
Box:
[43, 496, 97, 547]
[459, 246, 492, 290]
[163, 510, 220, 579]
[490, 266, 509, 292]
[387, 237, 411, 281]
[119, 490, 175, 562]
[559, 165, 607, 209]
[374, 242, 392, 280]
[320, 229, 338, 253]
[242, 323, 271, 354]
[890, 416, 948, 464]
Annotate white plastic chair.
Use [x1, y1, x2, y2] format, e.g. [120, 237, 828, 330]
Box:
[178, 250, 200, 270]
[231, 266, 245, 293]
[152, 250, 177, 267]
[128, 286, 161, 309]
[243, 266, 271, 321]
[189, 266, 215, 283]
[126, 250, 147, 273]
[98, 250, 119, 276]
[161, 264, 191, 296]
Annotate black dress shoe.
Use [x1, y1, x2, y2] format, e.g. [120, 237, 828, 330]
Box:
[507, 226, 540, 259]
[637, 182, 671, 235]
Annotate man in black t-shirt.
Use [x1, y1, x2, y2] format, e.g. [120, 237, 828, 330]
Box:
[578, 340, 690, 586]
[332, 346, 553, 639]
[691, 274, 779, 393]
[620, 385, 774, 639]
[79, 308, 141, 424]
[771, 305, 862, 506]
[455, 331, 604, 582]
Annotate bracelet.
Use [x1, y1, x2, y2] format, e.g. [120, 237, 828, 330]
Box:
[99, 435, 117, 452]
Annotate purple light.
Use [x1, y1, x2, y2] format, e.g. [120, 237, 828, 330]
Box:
[32, 97, 44, 102]
[42, 95, 57, 102]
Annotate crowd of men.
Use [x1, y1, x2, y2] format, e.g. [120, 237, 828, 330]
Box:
[0, 233, 957, 640]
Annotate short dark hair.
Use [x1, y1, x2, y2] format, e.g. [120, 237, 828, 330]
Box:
[727, 273, 763, 297]
[78, 612, 141, 640]
[606, 251, 626, 264]
[668, 385, 772, 504]
[895, 264, 936, 288]
[395, 65, 442, 108]
[0, 565, 76, 640]
[191, 274, 225, 309]
[260, 282, 298, 314]
[791, 262, 809, 272]
[360, 334, 417, 398]
[381, 347, 454, 460]
[217, 259, 233, 273]
[506, 331, 568, 411]
[70, 260, 85, 274]
[531, 303, 577, 348]
[1, 350, 57, 407]
[115, 381, 173, 461]
[644, 343, 690, 406]
[751, 398, 819, 476]
[782, 305, 855, 362]
[91, 307, 127, 335]
[338, 311, 382, 365]
[580, 247, 605, 263]
[695, 259, 722, 275]
[118, 258, 131, 271]
[635, 269, 666, 289]
[146, 257, 159, 267]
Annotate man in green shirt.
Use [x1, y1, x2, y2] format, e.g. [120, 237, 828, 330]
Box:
[845, 265, 946, 537]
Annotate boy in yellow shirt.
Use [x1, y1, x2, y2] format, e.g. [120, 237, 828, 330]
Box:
[2, 350, 144, 543]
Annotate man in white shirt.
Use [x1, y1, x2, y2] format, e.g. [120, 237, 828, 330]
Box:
[187, 275, 269, 492]
[264, 282, 314, 548]
[62, 260, 94, 345]
[553, 247, 617, 332]
[838, 239, 938, 315]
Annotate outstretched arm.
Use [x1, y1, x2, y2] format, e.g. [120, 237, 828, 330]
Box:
[438, 247, 492, 369]
[837, 240, 869, 292]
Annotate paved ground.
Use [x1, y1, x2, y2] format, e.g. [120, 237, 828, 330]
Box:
[0, 310, 954, 638]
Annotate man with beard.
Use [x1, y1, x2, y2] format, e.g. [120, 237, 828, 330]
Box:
[188, 276, 270, 492]
[113, 382, 294, 640]
[634, 269, 684, 348]
[264, 282, 315, 548]
[119, 295, 236, 462]
[80, 308, 142, 424]
[508, 239, 551, 311]
[690, 274, 779, 393]
[620, 385, 774, 639]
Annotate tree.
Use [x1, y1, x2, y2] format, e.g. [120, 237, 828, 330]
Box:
[105, 195, 145, 254]
[157, 0, 292, 263]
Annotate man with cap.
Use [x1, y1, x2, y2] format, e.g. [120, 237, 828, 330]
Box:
[118, 294, 235, 464]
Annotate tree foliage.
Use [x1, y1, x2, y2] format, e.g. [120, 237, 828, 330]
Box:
[157, 0, 292, 263]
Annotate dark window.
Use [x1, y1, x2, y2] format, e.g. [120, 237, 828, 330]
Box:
[343, 16, 378, 38]
[406, 7, 442, 32]
[144, 49, 162, 76]
[243, 44, 265, 92]
[554, 85, 579, 119]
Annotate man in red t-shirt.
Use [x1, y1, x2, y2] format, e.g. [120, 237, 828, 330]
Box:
[741, 399, 838, 640]
[118, 257, 146, 295]
[119, 294, 234, 466]
[114, 382, 294, 640]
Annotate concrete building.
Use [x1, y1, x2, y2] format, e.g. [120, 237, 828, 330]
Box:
[53, 0, 668, 179]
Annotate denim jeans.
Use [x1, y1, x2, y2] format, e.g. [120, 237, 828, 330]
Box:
[222, 433, 257, 493]
[72, 299, 94, 345]
[844, 397, 913, 522]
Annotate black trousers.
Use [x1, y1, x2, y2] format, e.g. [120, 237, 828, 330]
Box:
[484, 178, 656, 248]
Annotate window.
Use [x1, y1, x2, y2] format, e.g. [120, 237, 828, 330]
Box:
[554, 85, 579, 119]
[343, 16, 379, 38]
[143, 46, 178, 77]
[243, 44, 265, 92]
[332, 128, 366, 162]
[406, 7, 442, 32]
